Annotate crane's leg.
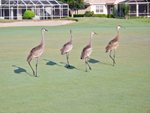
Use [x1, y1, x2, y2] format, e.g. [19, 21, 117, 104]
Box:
[85, 58, 92, 71]
[87, 61, 92, 70]
[109, 50, 115, 66]
[35, 58, 39, 77]
[66, 53, 70, 67]
[113, 49, 116, 65]
[85, 59, 88, 72]
[28, 61, 35, 76]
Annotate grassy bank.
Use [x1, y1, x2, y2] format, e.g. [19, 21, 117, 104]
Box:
[0, 18, 150, 113]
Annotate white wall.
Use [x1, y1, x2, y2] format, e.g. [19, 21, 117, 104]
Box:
[89, 4, 108, 14]
[77, 6, 91, 14]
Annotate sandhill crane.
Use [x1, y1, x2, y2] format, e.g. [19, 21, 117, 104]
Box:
[60, 30, 73, 67]
[27, 28, 48, 77]
[105, 25, 121, 66]
[80, 32, 97, 72]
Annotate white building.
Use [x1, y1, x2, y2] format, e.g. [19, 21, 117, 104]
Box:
[84, 0, 114, 15]
[84, 0, 150, 17]
[0, 0, 69, 20]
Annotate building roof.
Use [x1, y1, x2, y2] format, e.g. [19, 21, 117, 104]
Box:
[84, 0, 126, 4]
[128, 0, 150, 2]
[84, 0, 150, 4]
[1, 0, 68, 7]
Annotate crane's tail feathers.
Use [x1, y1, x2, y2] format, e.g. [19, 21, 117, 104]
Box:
[105, 45, 109, 53]
[60, 48, 64, 55]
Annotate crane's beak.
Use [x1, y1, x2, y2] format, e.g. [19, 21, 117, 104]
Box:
[45, 29, 48, 32]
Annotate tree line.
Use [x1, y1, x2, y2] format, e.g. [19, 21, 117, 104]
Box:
[59, 0, 85, 11]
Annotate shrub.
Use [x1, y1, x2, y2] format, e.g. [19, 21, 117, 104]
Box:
[118, 4, 129, 18]
[84, 11, 94, 17]
[107, 14, 114, 18]
[112, 7, 118, 18]
[93, 14, 107, 17]
[73, 14, 84, 17]
[23, 10, 35, 19]
[124, 4, 129, 16]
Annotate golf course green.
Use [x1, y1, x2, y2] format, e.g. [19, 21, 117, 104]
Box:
[0, 18, 150, 113]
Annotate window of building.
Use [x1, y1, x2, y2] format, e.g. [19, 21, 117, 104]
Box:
[96, 5, 103, 13]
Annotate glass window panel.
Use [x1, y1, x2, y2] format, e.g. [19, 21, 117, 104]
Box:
[96, 5, 103, 13]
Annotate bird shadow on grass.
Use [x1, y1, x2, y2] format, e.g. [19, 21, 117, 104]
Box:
[12, 65, 33, 76]
[44, 59, 79, 70]
[44, 59, 61, 66]
[88, 58, 100, 64]
[59, 62, 79, 70]
[88, 58, 113, 66]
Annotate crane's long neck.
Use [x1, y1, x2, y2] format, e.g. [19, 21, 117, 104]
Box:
[70, 31, 72, 43]
[40, 31, 45, 46]
[116, 29, 120, 40]
[88, 34, 93, 47]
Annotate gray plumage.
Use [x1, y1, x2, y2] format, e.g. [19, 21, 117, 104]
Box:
[60, 30, 73, 67]
[81, 32, 96, 72]
[27, 28, 48, 76]
[105, 25, 121, 66]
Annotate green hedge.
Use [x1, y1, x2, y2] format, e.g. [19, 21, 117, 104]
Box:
[84, 11, 94, 17]
[93, 14, 107, 17]
[74, 14, 84, 17]
[107, 14, 115, 18]
[23, 10, 35, 19]
[72, 12, 115, 18]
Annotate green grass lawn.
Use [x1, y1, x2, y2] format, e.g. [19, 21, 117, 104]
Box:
[0, 18, 150, 113]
